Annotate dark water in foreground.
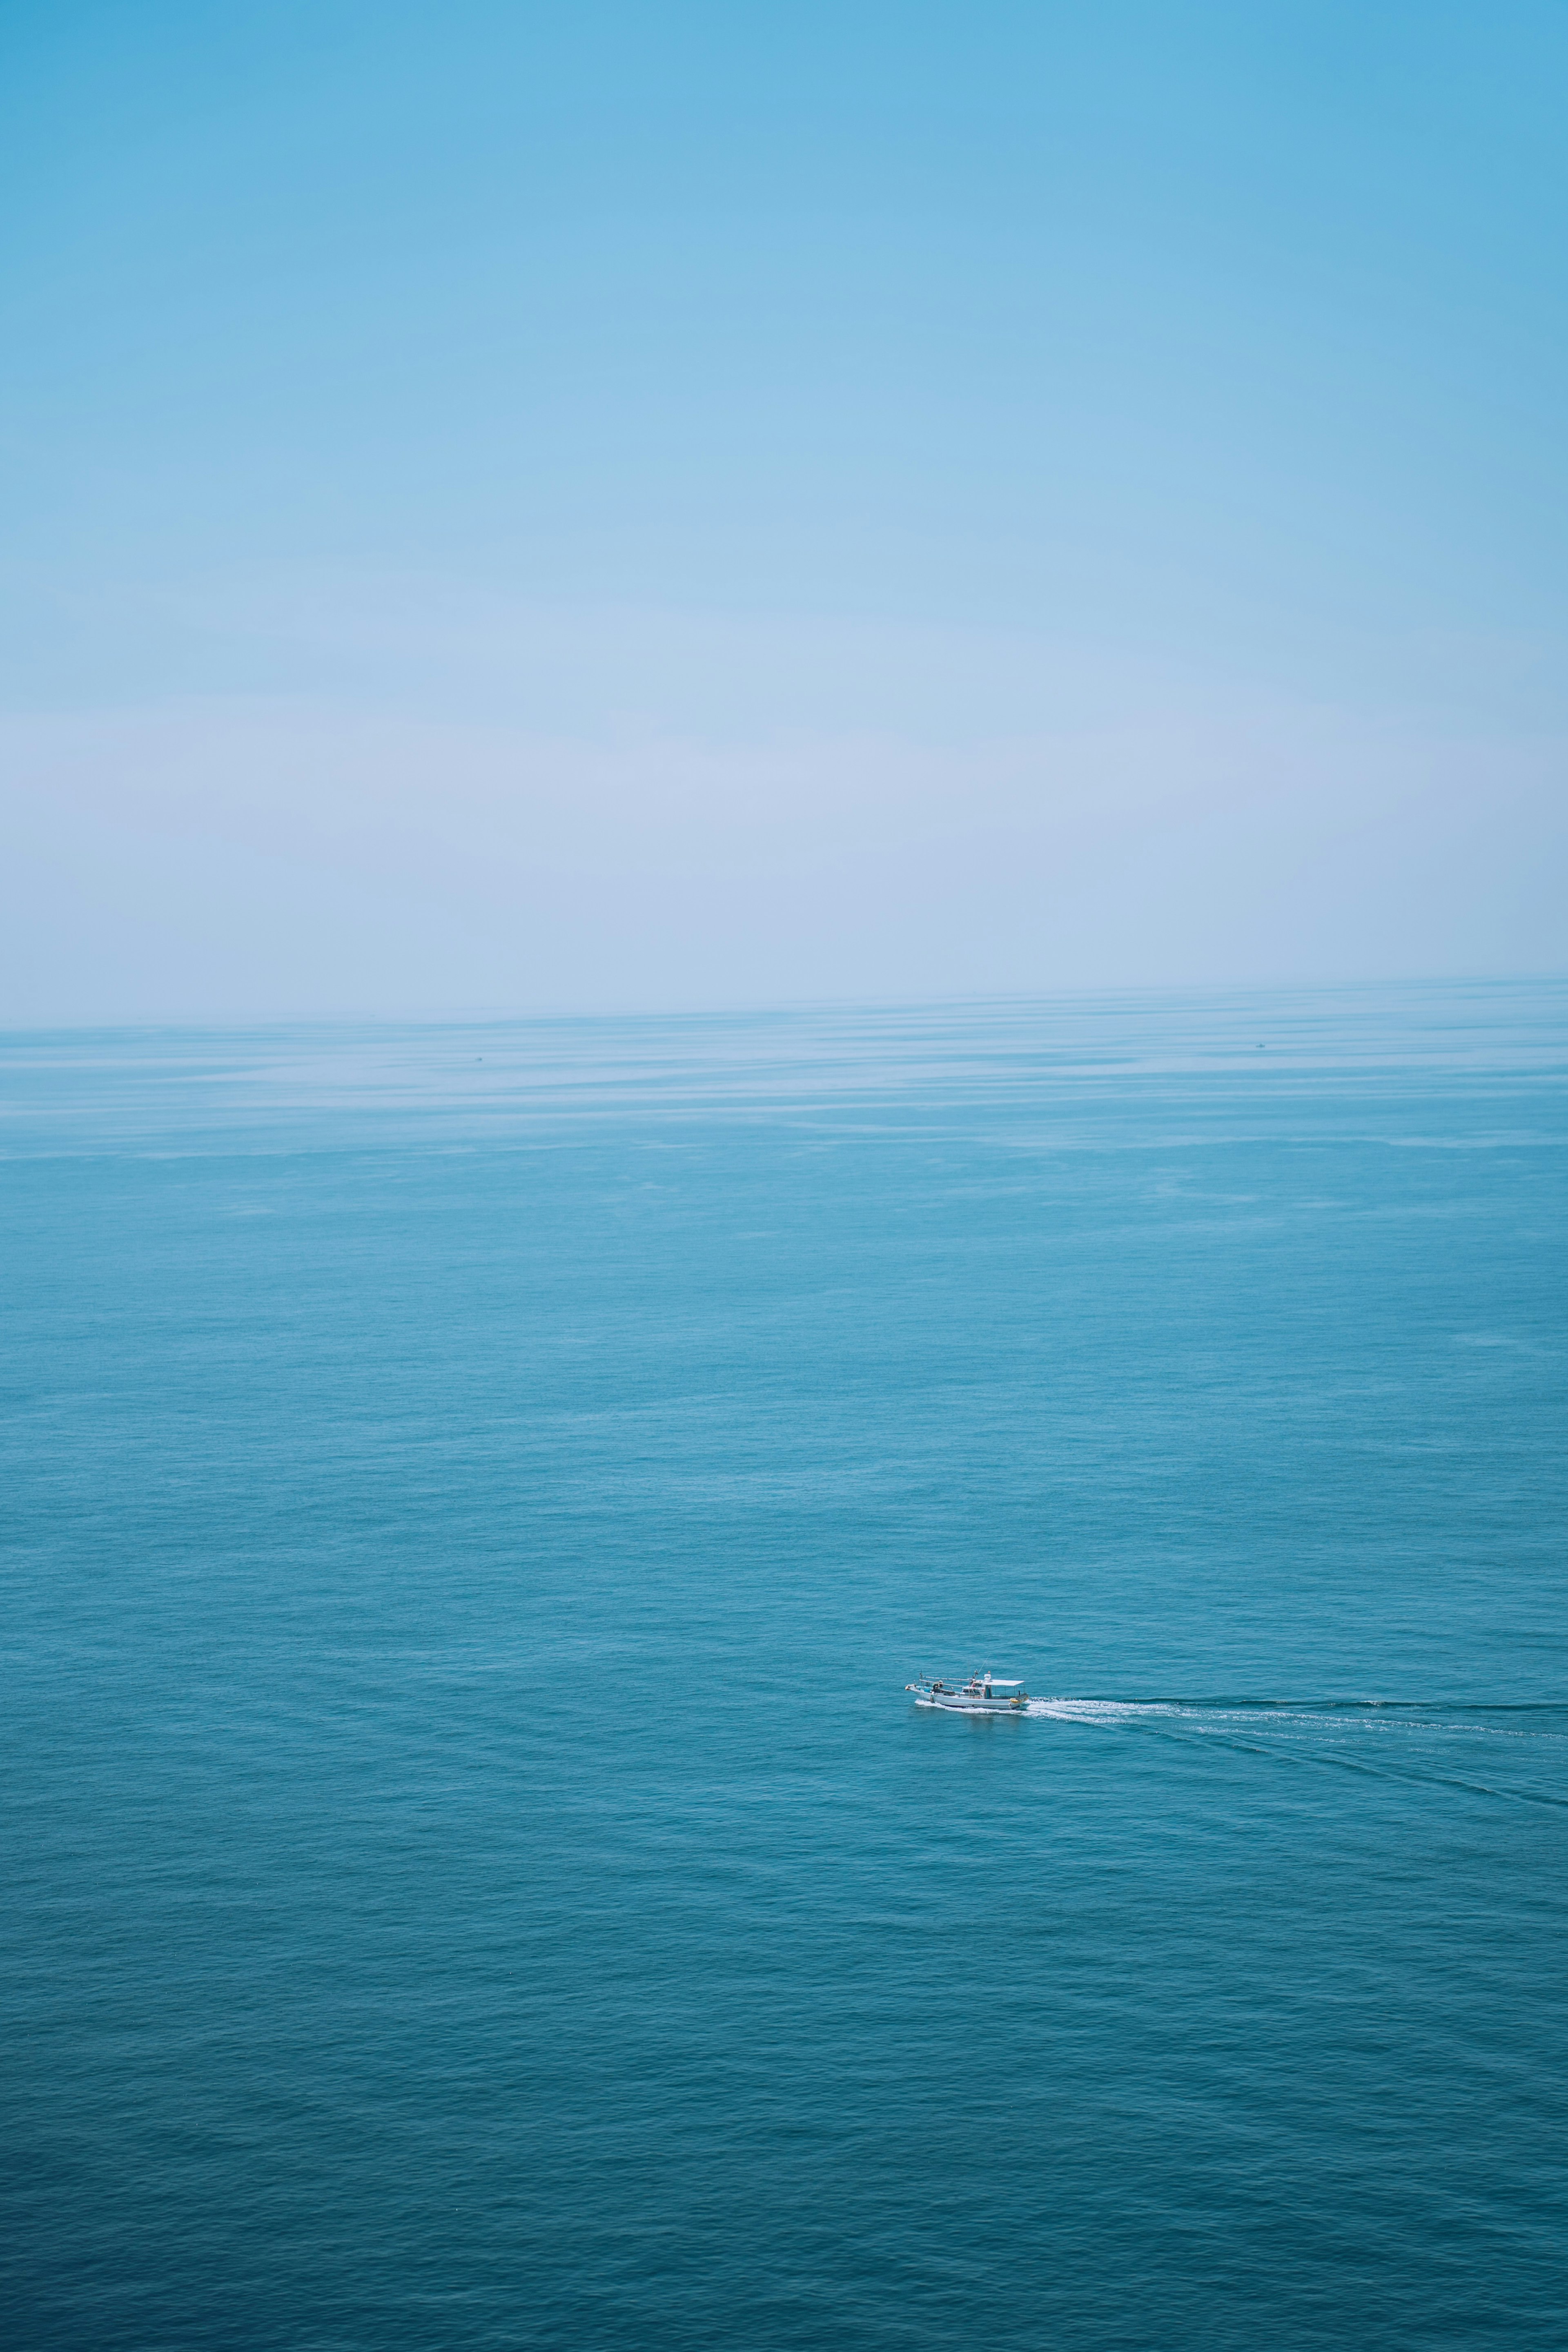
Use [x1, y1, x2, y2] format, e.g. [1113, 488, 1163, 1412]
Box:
[3, 982, 1566, 2351]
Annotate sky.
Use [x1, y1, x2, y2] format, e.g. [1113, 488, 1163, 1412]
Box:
[3, 0, 1566, 1020]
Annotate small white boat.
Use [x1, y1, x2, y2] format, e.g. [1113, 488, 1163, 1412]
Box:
[906, 1671, 1030, 1714]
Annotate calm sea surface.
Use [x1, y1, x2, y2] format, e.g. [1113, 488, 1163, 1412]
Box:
[3, 982, 1566, 2351]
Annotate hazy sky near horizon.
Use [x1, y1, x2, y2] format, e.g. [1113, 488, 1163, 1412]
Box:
[4, 0, 1566, 1019]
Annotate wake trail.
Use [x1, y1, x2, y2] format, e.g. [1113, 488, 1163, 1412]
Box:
[1022, 1696, 1568, 1810]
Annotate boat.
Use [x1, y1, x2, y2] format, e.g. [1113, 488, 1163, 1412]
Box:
[906, 1670, 1030, 1713]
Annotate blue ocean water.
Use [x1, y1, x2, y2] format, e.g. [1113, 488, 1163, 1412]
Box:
[3, 981, 1566, 2351]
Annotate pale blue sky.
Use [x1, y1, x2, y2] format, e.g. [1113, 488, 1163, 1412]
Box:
[4, 1, 1565, 1017]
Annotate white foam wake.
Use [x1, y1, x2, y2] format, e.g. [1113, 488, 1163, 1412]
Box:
[1025, 1697, 1178, 1723]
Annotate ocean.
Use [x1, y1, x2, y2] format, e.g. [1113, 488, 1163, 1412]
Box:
[3, 981, 1565, 2350]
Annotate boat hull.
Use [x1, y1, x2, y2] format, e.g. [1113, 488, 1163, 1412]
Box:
[915, 1694, 1028, 1713]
